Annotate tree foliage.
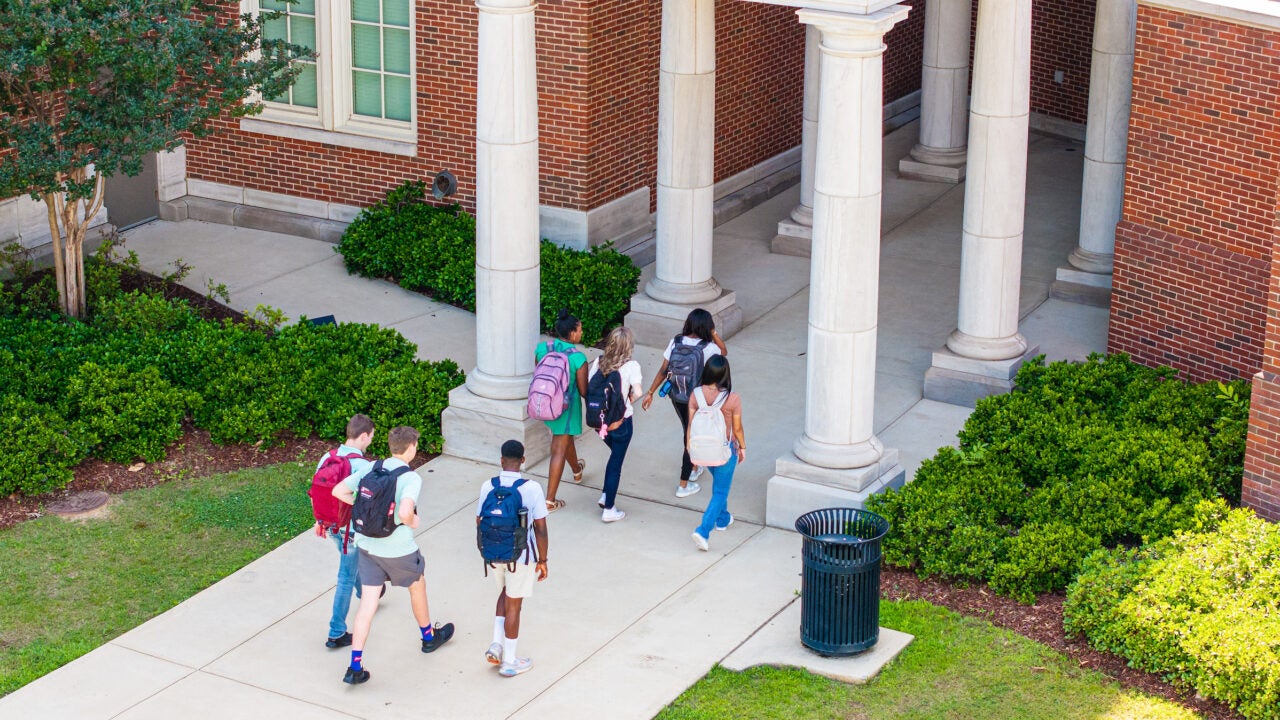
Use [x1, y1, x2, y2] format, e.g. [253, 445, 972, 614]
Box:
[0, 0, 305, 317]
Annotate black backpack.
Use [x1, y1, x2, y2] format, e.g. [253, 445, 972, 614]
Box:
[351, 460, 409, 538]
[585, 365, 626, 430]
[477, 478, 530, 573]
[667, 335, 710, 403]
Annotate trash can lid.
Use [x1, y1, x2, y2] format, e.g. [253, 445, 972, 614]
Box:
[794, 507, 889, 543]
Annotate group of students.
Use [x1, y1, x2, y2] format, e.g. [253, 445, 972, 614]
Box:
[307, 307, 746, 686]
[311, 420, 546, 684]
[532, 307, 747, 550]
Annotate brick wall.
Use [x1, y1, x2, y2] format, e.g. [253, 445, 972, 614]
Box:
[1109, 5, 1280, 382]
[1108, 4, 1280, 520]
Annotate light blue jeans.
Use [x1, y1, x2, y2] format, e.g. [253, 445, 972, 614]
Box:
[694, 444, 738, 539]
[328, 530, 361, 639]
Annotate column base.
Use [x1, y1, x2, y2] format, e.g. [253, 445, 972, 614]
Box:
[772, 218, 813, 257]
[1050, 265, 1113, 307]
[441, 385, 550, 466]
[922, 344, 1041, 408]
[625, 285, 744, 347]
[765, 450, 906, 531]
[898, 145, 967, 184]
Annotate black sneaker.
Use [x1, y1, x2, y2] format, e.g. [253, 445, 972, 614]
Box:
[380, 583, 387, 599]
[420, 622, 455, 653]
[343, 666, 370, 685]
[326, 632, 353, 649]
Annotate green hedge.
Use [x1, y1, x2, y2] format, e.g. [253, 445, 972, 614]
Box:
[1063, 502, 1280, 720]
[336, 180, 641, 344]
[865, 354, 1250, 603]
[0, 253, 465, 496]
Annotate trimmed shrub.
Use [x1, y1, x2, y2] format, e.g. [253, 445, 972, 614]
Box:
[0, 397, 88, 496]
[1064, 503, 1280, 720]
[354, 359, 466, 457]
[866, 353, 1250, 602]
[337, 180, 641, 344]
[68, 363, 199, 463]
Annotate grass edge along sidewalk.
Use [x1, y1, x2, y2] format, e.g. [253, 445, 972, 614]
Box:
[658, 600, 1200, 720]
[0, 460, 317, 697]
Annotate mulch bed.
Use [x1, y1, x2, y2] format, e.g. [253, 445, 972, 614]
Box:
[881, 566, 1243, 719]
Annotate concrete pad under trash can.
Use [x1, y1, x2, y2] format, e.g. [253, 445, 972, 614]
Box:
[721, 599, 913, 684]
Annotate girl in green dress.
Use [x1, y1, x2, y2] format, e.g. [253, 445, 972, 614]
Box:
[536, 309, 589, 511]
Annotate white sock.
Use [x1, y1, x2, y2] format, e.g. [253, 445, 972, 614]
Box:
[502, 635, 518, 665]
[492, 617, 505, 645]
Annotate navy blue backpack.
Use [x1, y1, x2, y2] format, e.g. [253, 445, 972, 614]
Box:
[477, 478, 530, 573]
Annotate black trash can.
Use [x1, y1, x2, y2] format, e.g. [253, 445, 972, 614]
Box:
[795, 507, 890, 656]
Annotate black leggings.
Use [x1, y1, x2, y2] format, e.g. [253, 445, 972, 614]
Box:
[671, 397, 693, 481]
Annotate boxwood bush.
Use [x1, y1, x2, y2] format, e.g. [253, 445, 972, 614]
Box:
[865, 354, 1250, 603]
[337, 180, 641, 344]
[1063, 502, 1280, 720]
[0, 259, 466, 497]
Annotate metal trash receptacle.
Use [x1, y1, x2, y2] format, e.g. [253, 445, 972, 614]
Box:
[794, 507, 890, 656]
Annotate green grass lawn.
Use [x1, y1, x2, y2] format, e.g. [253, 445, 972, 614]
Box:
[657, 600, 1198, 720]
[0, 460, 314, 697]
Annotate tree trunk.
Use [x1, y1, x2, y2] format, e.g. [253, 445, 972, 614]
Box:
[42, 171, 105, 319]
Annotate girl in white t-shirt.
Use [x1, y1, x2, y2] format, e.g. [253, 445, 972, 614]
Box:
[640, 308, 727, 499]
[588, 326, 643, 522]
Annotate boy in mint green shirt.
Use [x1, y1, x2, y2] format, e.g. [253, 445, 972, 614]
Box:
[332, 425, 454, 684]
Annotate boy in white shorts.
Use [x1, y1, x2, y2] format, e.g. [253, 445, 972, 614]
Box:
[476, 440, 549, 677]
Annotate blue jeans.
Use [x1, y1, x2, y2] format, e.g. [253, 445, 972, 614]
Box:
[694, 444, 738, 539]
[328, 529, 361, 639]
[602, 416, 633, 509]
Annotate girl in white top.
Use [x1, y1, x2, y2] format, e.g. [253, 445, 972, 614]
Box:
[588, 326, 643, 522]
[640, 308, 727, 499]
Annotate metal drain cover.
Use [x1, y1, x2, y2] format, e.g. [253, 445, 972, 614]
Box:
[47, 490, 110, 517]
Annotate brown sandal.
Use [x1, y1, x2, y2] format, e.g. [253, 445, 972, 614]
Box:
[546, 498, 566, 512]
[571, 460, 586, 484]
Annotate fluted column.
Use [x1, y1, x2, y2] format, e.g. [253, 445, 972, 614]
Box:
[766, 4, 910, 530]
[626, 0, 742, 345]
[442, 0, 549, 464]
[1068, 0, 1136, 276]
[946, 0, 1031, 362]
[899, 0, 971, 183]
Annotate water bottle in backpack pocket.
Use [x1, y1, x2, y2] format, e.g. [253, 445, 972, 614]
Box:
[477, 478, 530, 573]
[351, 460, 409, 538]
[687, 387, 732, 467]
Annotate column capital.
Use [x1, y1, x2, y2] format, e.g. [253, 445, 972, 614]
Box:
[797, 5, 910, 53]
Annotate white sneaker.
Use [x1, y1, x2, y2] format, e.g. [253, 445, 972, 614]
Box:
[691, 532, 709, 551]
[675, 481, 701, 499]
[602, 507, 626, 523]
[715, 514, 734, 532]
[499, 657, 533, 677]
[598, 492, 607, 508]
[485, 642, 502, 665]
[690, 465, 704, 481]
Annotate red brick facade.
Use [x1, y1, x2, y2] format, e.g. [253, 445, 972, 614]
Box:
[1108, 4, 1280, 520]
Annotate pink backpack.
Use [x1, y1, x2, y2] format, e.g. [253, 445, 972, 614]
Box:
[528, 341, 576, 421]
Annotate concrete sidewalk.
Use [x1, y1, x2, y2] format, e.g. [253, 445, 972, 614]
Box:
[0, 121, 1109, 719]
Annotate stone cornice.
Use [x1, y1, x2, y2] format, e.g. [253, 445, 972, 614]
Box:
[1140, 0, 1280, 32]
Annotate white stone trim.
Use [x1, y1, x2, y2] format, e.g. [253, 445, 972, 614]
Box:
[238, 117, 418, 157]
[714, 147, 802, 200]
[1030, 111, 1086, 142]
[540, 186, 652, 250]
[185, 179, 361, 221]
[156, 147, 188, 202]
[0, 193, 111, 250]
[1141, 0, 1280, 31]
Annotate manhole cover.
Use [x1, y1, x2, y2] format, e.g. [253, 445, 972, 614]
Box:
[47, 490, 110, 517]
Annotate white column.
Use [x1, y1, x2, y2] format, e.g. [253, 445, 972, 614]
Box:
[945, 0, 1032, 362]
[648, 0, 719, 305]
[787, 26, 820, 230]
[900, 0, 971, 181]
[794, 5, 910, 470]
[468, 0, 541, 400]
[1070, 0, 1136, 275]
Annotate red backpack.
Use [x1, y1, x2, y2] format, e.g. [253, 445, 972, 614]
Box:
[310, 449, 362, 551]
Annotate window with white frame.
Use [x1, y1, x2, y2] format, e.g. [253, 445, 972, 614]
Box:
[245, 0, 415, 145]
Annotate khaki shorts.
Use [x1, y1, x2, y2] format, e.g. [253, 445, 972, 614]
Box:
[490, 559, 537, 599]
[358, 549, 425, 588]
